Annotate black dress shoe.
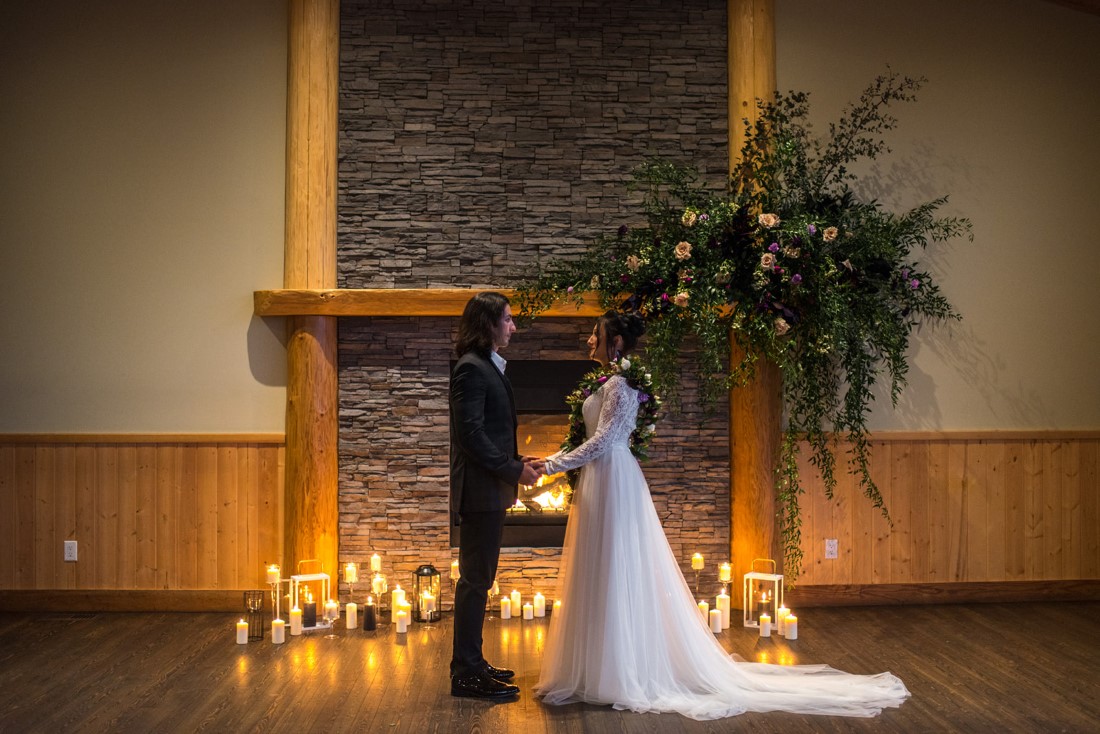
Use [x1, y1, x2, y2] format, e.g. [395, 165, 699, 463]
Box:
[481, 662, 516, 681]
[450, 671, 520, 699]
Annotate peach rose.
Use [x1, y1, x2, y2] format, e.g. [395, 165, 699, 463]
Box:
[823, 226, 839, 242]
[760, 252, 776, 269]
[673, 292, 690, 308]
[681, 210, 698, 227]
[758, 213, 781, 228]
[674, 241, 692, 260]
[626, 255, 642, 272]
[774, 317, 790, 336]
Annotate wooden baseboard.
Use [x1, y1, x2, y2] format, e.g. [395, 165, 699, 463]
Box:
[0, 590, 269, 613]
[784, 580, 1100, 607]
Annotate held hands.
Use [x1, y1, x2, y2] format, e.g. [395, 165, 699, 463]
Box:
[520, 456, 548, 486]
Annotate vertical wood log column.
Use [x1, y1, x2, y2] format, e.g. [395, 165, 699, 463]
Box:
[728, 0, 782, 591]
[284, 0, 339, 580]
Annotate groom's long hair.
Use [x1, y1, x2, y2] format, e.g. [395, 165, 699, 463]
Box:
[455, 291, 510, 357]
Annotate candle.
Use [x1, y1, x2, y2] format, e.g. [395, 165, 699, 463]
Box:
[759, 613, 772, 637]
[510, 590, 522, 611]
[500, 597, 512, 619]
[372, 573, 388, 596]
[325, 599, 339, 626]
[345, 562, 358, 585]
[533, 592, 546, 617]
[490, 579, 500, 597]
[776, 606, 790, 636]
[303, 600, 317, 628]
[266, 564, 281, 585]
[236, 619, 249, 644]
[716, 588, 731, 629]
[272, 618, 286, 644]
[691, 553, 704, 571]
[392, 586, 405, 611]
[290, 607, 303, 635]
[709, 608, 723, 634]
[346, 602, 358, 629]
[718, 562, 731, 583]
[553, 599, 562, 613]
[522, 603, 533, 620]
[363, 598, 377, 631]
[451, 559, 460, 581]
[395, 609, 408, 633]
[370, 553, 382, 572]
[697, 600, 709, 622]
[785, 615, 798, 640]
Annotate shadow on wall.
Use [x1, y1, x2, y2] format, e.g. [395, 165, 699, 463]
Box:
[247, 314, 288, 387]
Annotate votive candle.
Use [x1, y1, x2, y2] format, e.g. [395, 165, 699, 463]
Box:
[451, 559, 460, 581]
[370, 553, 382, 572]
[345, 562, 358, 584]
[266, 564, 281, 584]
[718, 562, 731, 583]
[691, 553, 704, 571]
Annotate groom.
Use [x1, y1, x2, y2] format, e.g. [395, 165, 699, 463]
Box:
[449, 292, 541, 699]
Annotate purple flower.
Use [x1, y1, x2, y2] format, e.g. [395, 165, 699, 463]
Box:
[768, 242, 780, 253]
[807, 224, 817, 235]
[655, 278, 664, 285]
[597, 375, 609, 384]
[566, 286, 574, 293]
[638, 393, 650, 403]
[683, 276, 693, 284]
[791, 273, 802, 284]
[661, 293, 670, 302]
[582, 388, 591, 396]
[620, 275, 630, 283]
[901, 268, 910, 280]
[699, 213, 709, 222]
[910, 278, 920, 289]
[773, 266, 784, 274]
[618, 224, 629, 237]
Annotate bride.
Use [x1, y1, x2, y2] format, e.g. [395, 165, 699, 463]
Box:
[533, 311, 909, 720]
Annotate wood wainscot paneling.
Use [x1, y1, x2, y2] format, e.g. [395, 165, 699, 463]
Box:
[0, 435, 285, 607]
[791, 432, 1100, 590]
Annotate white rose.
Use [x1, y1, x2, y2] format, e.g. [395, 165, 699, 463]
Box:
[620, 358, 631, 370]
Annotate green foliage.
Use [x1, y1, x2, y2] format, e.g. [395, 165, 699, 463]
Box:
[516, 71, 972, 580]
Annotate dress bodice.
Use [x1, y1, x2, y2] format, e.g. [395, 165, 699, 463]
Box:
[548, 374, 638, 474]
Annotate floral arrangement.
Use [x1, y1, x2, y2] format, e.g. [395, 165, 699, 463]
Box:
[558, 355, 661, 489]
[517, 71, 972, 580]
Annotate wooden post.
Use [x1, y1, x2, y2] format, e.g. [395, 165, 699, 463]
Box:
[284, 0, 339, 580]
[728, 0, 782, 592]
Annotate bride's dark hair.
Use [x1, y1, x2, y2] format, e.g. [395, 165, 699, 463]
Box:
[598, 310, 646, 356]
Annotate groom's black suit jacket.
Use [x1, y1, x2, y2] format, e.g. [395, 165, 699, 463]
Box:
[449, 349, 523, 520]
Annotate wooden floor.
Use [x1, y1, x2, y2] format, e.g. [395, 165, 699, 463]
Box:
[1, 602, 1098, 733]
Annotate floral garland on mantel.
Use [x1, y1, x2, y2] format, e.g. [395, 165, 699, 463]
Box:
[518, 71, 972, 581]
[558, 356, 661, 489]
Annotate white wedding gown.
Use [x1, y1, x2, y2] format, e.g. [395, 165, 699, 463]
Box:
[535, 374, 909, 720]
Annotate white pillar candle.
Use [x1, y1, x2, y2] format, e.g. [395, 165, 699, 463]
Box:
[776, 606, 790, 636]
[421, 592, 436, 618]
[272, 618, 286, 644]
[718, 562, 731, 583]
[346, 602, 358, 629]
[392, 586, 405, 610]
[709, 608, 723, 634]
[716, 589, 731, 629]
[691, 553, 704, 571]
[266, 564, 281, 584]
[289, 607, 303, 635]
[236, 619, 248, 644]
[785, 615, 798, 640]
[325, 599, 339, 624]
[398, 600, 412, 621]
[510, 590, 522, 611]
[697, 600, 709, 622]
[451, 559, 460, 580]
[395, 610, 408, 633]
[533, 592, 546, 617]
[759, 613, 772, 637]
[522, 603, 534, 620]
[500, 597, 512, 619]
[345, 563, 358, 584]
[370, 553, 382, 572]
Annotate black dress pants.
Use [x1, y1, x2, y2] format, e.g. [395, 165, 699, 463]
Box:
[450, 509, 506, 677]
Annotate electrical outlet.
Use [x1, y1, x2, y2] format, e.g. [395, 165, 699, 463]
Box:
[64, 540, 78, 562]
[824, 538, 838, 559]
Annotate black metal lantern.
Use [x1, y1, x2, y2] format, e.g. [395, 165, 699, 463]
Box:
[412, 564, 441, 623]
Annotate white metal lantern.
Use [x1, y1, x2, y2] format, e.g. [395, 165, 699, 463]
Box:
[742, 558, 783, 628]
[290, 559, 331, 629]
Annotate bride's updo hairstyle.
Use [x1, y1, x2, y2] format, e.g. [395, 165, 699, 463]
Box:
[598, 310, 646, 357]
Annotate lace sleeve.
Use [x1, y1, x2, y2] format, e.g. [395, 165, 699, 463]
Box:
[545, 375, 638, 474]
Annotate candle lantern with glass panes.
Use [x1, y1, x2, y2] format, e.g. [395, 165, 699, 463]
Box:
[412, 564, 441, 623]
[743, 558, 783, 629]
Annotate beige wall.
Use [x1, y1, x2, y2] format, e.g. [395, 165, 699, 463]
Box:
[776, 0, 1100, 430]
[0, 0, 288, 433]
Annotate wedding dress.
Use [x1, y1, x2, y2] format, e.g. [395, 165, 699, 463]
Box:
[535, 374, 909, 720]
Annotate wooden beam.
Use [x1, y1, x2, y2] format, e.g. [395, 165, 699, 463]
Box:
[254, 288, 607, 317]
[728, 0, 781, 585]
[284, 0, 339, 581]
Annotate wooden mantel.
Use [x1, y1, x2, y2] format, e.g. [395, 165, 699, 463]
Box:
[254, 288, 606, 318]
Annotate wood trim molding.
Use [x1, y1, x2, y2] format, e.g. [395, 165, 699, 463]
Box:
[784, 580, 1100, 607]
[254, 288, 607, 317]
[0, 590, 268, 613]
[0, 433, 285, 444]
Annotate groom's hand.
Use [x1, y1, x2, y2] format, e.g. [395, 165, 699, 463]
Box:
[522, 456, 547, 475]
[519, 462, 541, 486]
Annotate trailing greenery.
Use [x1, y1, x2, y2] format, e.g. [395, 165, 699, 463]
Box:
[516, 71, 971, 580]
